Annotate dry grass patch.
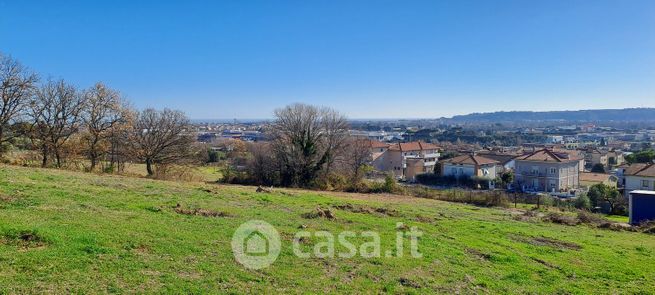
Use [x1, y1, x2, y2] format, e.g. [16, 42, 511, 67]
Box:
[173, 204, 231, 218]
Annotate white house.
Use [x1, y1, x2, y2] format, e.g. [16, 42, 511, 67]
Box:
[621, 163, 655, 197]
[441, 154, 500, 188]
[371, 141, 440, 181]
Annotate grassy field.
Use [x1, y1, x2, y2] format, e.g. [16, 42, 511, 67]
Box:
[0, 165, 654, 293]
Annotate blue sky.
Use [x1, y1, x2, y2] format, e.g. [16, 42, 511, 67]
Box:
[1, 0, 654, 119]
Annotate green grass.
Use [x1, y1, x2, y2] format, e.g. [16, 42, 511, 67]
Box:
[606, 215, 630, 223]
[0, 165, 654, 293]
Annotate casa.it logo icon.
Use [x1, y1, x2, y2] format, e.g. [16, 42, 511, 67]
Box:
[231, 220, 281, 270]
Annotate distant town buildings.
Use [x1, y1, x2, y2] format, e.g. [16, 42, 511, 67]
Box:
[188, 119, 655, 197]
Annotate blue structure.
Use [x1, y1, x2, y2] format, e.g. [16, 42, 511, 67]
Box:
[629, 191, 655, 225]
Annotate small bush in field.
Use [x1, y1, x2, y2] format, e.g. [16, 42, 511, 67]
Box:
[574, 195, 592, 210]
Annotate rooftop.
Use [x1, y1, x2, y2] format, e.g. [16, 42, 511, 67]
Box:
[624, 163, 655, 177]
[367, 140, 390, 149]
[388, 141, 439, 152]
[517, 148, 581, 163]
[443, 154, 499, 166]
[629, 190, 655, 196]
[580, 172, 617, 183]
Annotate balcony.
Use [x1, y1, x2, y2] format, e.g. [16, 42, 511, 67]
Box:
[423, 153, 440, 159]
[520, 171, 547, 177]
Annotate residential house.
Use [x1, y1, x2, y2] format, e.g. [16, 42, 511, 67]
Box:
[514, 149, 582, 193]
[441, 154, 500, 188]
[621, 163, 655, 198]
[582, 148, 608, 171]
[368, 140, 390, 153]
[606, 150, 625, 168]
[371, 141, 440, 181]
[555, 149, 586, 172]
[579, 172, 618, 188]
[475, 150, 520, 172]
[563, 137, 580, 150]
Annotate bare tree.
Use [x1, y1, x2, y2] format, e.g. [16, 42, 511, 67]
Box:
[272, 103, 349, 187]
[81, 82, 126, 171]
[320, 108, 350, 178]
[107, 109, 134, 173]
[129, 108, 194, 176]
[0, 53, 38, 156]
[29, 79, 85, 167]
[343, 138, 373, 182]
[246, 142, 280, 185]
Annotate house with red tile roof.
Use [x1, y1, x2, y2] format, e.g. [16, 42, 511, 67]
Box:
[441, 154, 500, 177]
[440, 154, 501, 189]
[513, 149, 582, 193]
[365, 140, 391, 163]
[371, 141, 440, 181]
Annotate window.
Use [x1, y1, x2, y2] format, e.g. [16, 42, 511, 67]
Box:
[549, 167, 557, 174]
[451, 168, 457, 175]
[643, 180, 650, 188]
[531, 166, 539, 175]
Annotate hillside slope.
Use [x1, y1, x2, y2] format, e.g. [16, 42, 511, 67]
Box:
[0, 165, 654, 293]
[445, 108, 655, 123]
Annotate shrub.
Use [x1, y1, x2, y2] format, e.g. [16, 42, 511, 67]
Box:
[574, 195, 592, 210]
[381, 174, 399, 193]
[369, 174, 402, 194]
[415, 173, 456, 186]
[540, 195, 555, 207]
[409, 187, 509, 207]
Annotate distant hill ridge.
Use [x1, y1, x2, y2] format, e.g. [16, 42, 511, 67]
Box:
[445, 108, 655, 123]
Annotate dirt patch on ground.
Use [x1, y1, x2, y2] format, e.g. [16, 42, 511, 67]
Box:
[255, 186, 272, 193]
[530, 257, 561, 270]
[414, 215, 435, 223]
[632, 221, 655, 234]
[598, 222, 634, 231]
[576, 211, 609, 225]
[512, 210, 545, 222]
[332, 203, 401, 217]
[465, 248, 492, 261]
[0, 194, 15, 202]
[216, 184, 432, 204]
[302, 207, 336, 220]
[174, 204, 230, 218]
[515, 210, 631, 232]
[510, 234, 581, 250]
[1, 230, 49, 249]
[198, 187, 220, 194]
[544, 212, 579, 226]
[399, 277, 421, 288]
